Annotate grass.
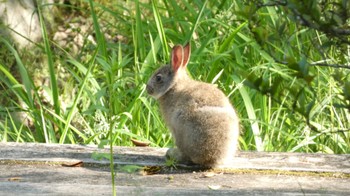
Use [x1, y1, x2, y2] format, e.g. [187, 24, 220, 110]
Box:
[0, 0, 349, 155]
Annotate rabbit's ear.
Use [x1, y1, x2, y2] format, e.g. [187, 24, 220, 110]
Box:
[182, 43, 191, 67]
[171, 45, 184, 72]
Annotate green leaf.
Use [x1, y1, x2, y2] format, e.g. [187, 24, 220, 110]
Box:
[91, 152, 110, 161]
[119, 165, 143, 173]
[98, 140, 109, 149]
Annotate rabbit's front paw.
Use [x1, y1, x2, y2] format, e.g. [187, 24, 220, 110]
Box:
[166, 148, 192, 165]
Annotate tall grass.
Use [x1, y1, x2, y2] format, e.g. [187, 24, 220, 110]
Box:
[0, 0, 349, 155]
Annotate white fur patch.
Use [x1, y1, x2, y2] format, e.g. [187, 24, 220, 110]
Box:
[196, 106, 235, 115]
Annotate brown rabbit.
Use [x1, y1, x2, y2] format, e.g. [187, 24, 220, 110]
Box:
[146, 43, 239, 168]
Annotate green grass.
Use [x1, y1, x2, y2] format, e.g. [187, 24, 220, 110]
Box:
[0, 0, 349, 154]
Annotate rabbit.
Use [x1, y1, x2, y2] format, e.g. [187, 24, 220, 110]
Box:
[146, 43, 240, 168]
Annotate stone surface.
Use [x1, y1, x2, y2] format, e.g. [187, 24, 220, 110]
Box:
[0, 0, 43, 48]
[0, 142, 349, 195]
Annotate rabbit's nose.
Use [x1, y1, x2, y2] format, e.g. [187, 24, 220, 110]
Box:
[146, 85, 154, 94]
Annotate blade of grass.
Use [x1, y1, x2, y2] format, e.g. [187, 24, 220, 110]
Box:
[0, 38, 51, 142]
[0, 38, 34, 108]
[38, 5, 60, 116]
[135, 0, 146, 60]
[44, 109, 88, 141]
[218, 21, 248, 54]
[151, 0, 169, 61]
[59, 48, 98, 144]
[1, 118, 8, 142]
[140, 34, 161, 78]
[185, 0, 208, 42]
[0, 63, 27, 103]
[232, 75, 263, 151]
[89, 0, 107, 58]
[88, 1, 116, 195]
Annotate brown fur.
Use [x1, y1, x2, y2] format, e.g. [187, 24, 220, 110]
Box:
[146, 44, 239, 168]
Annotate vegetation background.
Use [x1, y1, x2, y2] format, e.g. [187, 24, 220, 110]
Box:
[0, 0, 349, 154]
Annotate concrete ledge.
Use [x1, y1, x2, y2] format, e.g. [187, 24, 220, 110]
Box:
[0, 142, 349, 195]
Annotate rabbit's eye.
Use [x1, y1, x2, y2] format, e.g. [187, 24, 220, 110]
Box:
[155, 75, 162, 82]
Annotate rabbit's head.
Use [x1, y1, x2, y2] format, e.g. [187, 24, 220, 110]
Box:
[146, 43, 191, 99]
